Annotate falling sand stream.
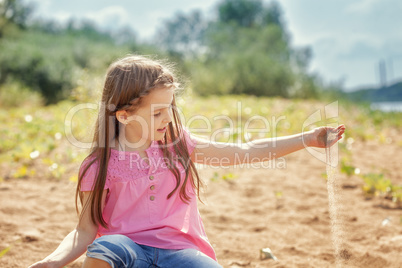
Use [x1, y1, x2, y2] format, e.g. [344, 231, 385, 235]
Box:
[325, 130, 349, 267]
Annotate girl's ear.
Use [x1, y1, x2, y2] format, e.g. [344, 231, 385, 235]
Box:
[116, 110, 128, 125]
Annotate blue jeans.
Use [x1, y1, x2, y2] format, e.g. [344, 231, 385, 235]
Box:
[86, 235, 222, 268]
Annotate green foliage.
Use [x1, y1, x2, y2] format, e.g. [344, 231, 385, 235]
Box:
[1, 0, 330, 103]
[0, 0, 144, 104]
[361, 173, 402, 205]
[156, 0, 318, 98]
[340, 158, 356, 177]
[191, 0, 299, 97]
[391, 186, 402, 204]
[0, 99, 92, 180]
[210, 171, 237, 182]
[361, 173, 391, 196]
[0, 25, 138, 104]
[274, 190, 283, 199]
[156, 9, 207, 58]
[0, 80, 43, 107]
[197, 25, 294, 97]
[0, 30, 74, 103]
[0, 245, 11, 258]
[217, 0, 284, 29]
[0, 238, 21, 259]
[218, 0, 264, 27]
[0, 0, 34, 36]
[0, 93, 400, 187]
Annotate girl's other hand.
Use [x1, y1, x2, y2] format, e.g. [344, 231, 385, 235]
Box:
[306, 125, 346, 148]
[28, 260, 56, 268]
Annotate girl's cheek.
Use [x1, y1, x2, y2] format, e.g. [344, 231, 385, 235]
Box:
[154, 118, 162, 128]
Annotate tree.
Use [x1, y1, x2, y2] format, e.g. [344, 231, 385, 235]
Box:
[193, 24, 294, 97]
[0, 0, 34, 37]
[217, 0, 263, 27]
[217, 0, 285, 30]
[155, 9, 207, 58]
[189, 0, 295, 97]
[262, 1, 284, 28]
[154, 0, 318, 98]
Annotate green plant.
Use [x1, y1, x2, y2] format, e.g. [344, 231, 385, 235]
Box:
[0, 245, 10, 258]
[210, 171, 237, 182]
[0, 81, 43, 108]
[340, 158, 356, 177]
[0, 239, 21, 259]
[361, 173, 392, 197]
[360, 173, 401, 205]
[390, 185, 402, 204]
[274, 191, 283, 199]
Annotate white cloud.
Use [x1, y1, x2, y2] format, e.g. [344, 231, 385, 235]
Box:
[84, 6, 131, 30]
[135, 0, 217, 40]
[345, 0, 381, 14]
[51, 11, 74, 24]
[27, 0, 51, 13]
[279, 0, 402, 88]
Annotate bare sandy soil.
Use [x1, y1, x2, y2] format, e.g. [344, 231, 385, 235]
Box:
[1, 140, 401, 267]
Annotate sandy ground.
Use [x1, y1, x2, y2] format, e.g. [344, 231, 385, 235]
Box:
[1, 140, 401, 268]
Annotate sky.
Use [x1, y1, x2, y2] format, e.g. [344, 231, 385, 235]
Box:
[25, 0, 402, 91]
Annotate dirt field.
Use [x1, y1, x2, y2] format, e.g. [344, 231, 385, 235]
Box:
[1, 140, 401, 267]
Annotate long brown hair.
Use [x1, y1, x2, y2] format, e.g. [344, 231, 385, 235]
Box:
[76, 55, 203, 228]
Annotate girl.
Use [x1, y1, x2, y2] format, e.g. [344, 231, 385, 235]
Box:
[29, 55, 345, 268]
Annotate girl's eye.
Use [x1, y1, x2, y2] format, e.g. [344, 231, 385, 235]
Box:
[154, 112, 161, 117]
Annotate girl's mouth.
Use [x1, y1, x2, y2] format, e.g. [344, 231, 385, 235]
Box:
[157, 127, 167, 133]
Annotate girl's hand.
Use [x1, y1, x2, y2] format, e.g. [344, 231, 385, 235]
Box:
[306, 125, 345, 148]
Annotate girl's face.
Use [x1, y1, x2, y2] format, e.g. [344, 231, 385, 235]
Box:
[123, 87, 174, 146]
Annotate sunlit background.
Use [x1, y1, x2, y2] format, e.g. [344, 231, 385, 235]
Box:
[1, 1, 402, 267]
[25, 0, 402, 90]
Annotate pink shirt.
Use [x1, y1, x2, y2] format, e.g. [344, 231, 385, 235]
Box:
[80, 129, 216, 260]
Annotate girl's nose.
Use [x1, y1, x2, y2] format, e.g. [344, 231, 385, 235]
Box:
[163, 108, 173, 124]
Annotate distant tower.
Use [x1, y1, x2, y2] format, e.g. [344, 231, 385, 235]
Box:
[387, 58, 394, 84]
[379, 59, 387, 88]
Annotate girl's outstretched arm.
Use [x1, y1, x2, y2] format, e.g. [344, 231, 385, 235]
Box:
[190, 125, 345, 166]
[28, 190, 107, 268]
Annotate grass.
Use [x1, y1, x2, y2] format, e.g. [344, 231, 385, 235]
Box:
[0, 246, 11, 258]
[0, 239, 21, 259]
[338, 158, 402, 206]
[360, 173, 402, 206]
[338, 144, 402, 206]
[210, 171, 237, 182]
[180, 94, 402, 144]
[0, 93, 401, 187]
[0, 100, 93, 180]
